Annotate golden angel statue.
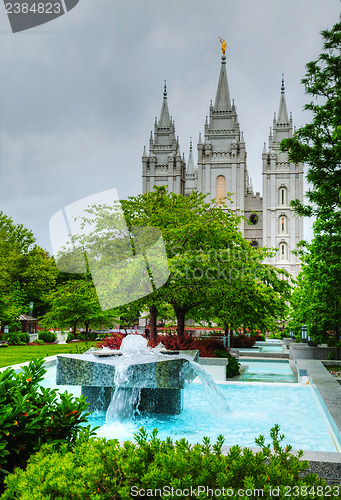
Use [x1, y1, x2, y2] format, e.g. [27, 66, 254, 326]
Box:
[219, 37, 227, 56]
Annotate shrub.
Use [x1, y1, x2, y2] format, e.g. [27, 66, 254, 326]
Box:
[97, 332, 125, 350]
[232, 334, 256, 348]
[76, 331, 98, 341]
[252, 332, 265, 341]
[3, 332, 30, 345]
[0, 359, 94, 492]
[38, 331, 57, 343]
[149, 334, 230, 358]
[31, 339, 45, 345]
[226, 356, 241, 378]
[1, 425, 326, 499]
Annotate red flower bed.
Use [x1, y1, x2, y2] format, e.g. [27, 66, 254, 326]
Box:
[150, 334, 230, 358]
[97, 333, 125, 350]
[231, 334, 256, 348]
[97, 333, 230, 358]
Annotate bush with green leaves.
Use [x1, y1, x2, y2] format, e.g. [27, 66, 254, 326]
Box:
[226, 355, 241, 378]
[2, 332, 30, 346]
[37, 330, 56, 343]
[1, 425, 327, 499]
[0, 358, 94, 491]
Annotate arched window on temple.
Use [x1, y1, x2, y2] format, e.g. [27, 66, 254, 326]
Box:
[279, 242, 288, 261]
[278, 186, 287, 206]
[216, 175, 226, 205]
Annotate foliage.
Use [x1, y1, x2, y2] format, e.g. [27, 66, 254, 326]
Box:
[97, 332, 125, 350]
[2, 333, 30, 346]
[252, 333, 266, 341]
[282, 20, 341, 345]
[0, 212, 57, 328]
[226, 356, 241, 378]
[1, 425, 326, 499]
[71, 187, 289, 340]
[37, 331, 57, 343]
[231, 334, 256, 348]
[41, 279, 115, 336]
[151, 334, 231, 358]
[0, 359, 94, 491]
[30, 339, 45, 345]
[281, 21, 341, 228]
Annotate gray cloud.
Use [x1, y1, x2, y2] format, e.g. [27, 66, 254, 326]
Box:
[0, 0, 339, 250]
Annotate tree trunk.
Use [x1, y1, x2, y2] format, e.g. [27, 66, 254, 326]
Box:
[175, 308, 186, 341]
[229, 325, 234, 348]
[149, 305, 158, 344]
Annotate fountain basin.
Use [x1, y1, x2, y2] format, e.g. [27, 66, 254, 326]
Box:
[56, 349, 199, 414]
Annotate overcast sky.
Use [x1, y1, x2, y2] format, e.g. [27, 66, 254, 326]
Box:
[0, 0, 340, 251]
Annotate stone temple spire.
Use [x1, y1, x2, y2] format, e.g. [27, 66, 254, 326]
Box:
[214, 54, 231, 111]
[159, 80, 172, 127]
[277, 74, 289, 124]
[187, 138, 195, 175]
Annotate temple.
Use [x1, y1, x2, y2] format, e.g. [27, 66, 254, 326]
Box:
[142, 51, 304, 279]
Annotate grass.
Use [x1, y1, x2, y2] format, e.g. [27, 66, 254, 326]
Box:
[0, 341, 99, 369]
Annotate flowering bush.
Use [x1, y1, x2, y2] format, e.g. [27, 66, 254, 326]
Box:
[231, 334, 256, 348]
[97, 332, 125, 350]
[150, 334, 230, 358]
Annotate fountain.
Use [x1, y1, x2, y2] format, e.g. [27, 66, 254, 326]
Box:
[56, 335, 202, 417]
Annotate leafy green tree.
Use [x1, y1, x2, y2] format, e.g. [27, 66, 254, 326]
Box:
[0, 213, 57, 329]
[282, 20, 341, 344]
[68, 187, 289, 341]
[41, 279, 114, 335]
[281, 20, 341, 229]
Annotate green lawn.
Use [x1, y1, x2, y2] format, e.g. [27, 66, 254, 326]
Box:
[0, 341, 99, 369]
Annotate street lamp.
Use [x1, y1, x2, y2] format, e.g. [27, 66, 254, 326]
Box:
[289, 329, 295, 339]
[301, 324, 308, 343]
[4, 325, 9, 334]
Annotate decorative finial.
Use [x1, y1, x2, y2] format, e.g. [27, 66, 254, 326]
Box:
[163, 80, 167, 98]
[190, 137, 192, 151]
[281, 74, 285, 92]
[219, 37, 227, 56]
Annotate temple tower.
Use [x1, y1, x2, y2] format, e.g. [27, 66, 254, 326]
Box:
[197, 54, 247, 213]
[142, 82, 186, 195]
[262, 76, 304, 279]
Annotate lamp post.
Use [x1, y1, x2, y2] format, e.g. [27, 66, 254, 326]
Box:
[301, 324, 308, 343]
[289, 329, 295, 339]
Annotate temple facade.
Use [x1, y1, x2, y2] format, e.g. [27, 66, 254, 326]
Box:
[142, 53, 304, 279]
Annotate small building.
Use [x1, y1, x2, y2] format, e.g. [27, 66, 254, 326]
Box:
[19, 314, 37, 334]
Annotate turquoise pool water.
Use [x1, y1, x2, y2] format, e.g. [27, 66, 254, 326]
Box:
[41, 364, 338, 452]
[240, 359, 296, 383]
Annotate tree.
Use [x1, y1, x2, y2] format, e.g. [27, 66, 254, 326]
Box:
[282, 20, 341, 344]
[0, 212, 57, 329]
[281, 20, 341, 231]
[41, 279, 114, 335]
[66, 187, 289, 340]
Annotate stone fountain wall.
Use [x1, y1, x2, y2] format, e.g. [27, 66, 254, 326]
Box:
[56, 350, 198, 414]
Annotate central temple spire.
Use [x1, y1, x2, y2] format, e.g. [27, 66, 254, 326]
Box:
[277, 74, 289, 124]
[159, 80, 171, 127]
[214, 55, 232, 111]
